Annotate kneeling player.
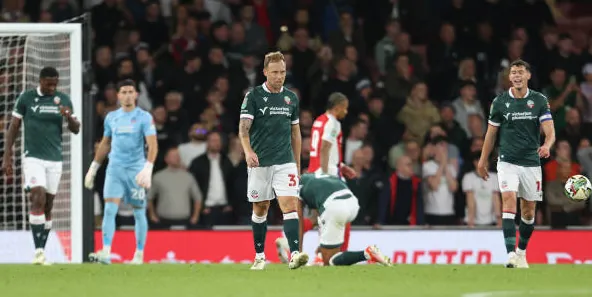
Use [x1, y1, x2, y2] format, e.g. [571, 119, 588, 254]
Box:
[84, 79, 158, 264]
[297, 173, 391, 266]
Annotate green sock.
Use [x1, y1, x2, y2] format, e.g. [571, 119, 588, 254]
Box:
[330, 251, 366, 266]
[251, 214, 267, 254]
[41, 220, 51, 248]
[283, 212, 299, 253]
[29, 213, 46, 249]
[502, 213, 516, 253]
[518, 218, 535, 250]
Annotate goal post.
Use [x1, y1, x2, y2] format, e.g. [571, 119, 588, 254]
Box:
[0, 23, 83, 263]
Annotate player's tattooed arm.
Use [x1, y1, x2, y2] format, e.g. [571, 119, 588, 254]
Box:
[291, 124, 302, 174]
[93, 136, 112, 164]
[238, 118, 254, 152]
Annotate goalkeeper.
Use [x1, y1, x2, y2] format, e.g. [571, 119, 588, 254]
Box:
[2, 67, 80, 265]
[84, 79, 158, 264]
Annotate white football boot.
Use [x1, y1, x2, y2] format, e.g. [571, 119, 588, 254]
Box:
[32, 248, 51, 265]
[514, 249, 529, 268]
[130, 250, 144, 265]
[250, 254, 266, 270]
[505, 251, 518, 268]
[89, 250, 111, 264]
[364, 245, 392, 266]
[275, 237, 290, 264]
[288, 251, 309, 269]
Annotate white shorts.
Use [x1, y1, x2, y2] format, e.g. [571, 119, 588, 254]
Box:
[318, 193, 359, 247]
[496, 161, 542, 201]
[23, 157, 62, 195]
[247, 163, 298, 202]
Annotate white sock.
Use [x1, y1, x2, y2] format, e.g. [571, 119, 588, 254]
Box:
[516, 248, 526, 256]
[103, 245, 111, 254]
[255, 252, 265, 259]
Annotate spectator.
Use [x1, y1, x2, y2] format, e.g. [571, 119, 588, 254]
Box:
[551, 33, 581, 78]
[439, 103, 469, 154]
[422, 138, 458, 225]
[91, 0, 126, 47]
[544, 140, 581, 183]
[452, 81, 485, 137]
[375, 19, 401, 75]
[178, 123, 208, 168]
[227, 134, 244, 167]
[238, 4, 268, 57]
[227, 22, 248, 62]
[343, 120, 368, 165]
[377, 155, 423, 226]
[347, 148, 383, 225]
[137, 1, 169, 52]
[427, 23, 463, 100]
[189, 132, 235, 226]
[299, 109, 313, 138]
[558, 109, 587, 157]
[580, 64, 592, 131]
[542, 67, 582, 132]
[328, 11, 365, 58]
[148, 147, 203, 229]
[164, 91, 190, 143]
[385, 54, 418, 103]
[397, 82, 440, 145]
[467, 114, 486, 140]
[461, 153, 501, 228]
[392, 32, 425, 79]
[545, 161, 586, 228]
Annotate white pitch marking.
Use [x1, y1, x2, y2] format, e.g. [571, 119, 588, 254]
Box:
[462, 290, 592, 297]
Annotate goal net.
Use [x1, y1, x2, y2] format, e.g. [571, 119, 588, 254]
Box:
[0, 24, 82, 263]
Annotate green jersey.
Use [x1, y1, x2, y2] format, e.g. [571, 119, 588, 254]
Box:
[12, 87, 73, 162]
[299, 173, 355, 215]
[240, 84, 299, 167]
[488, 89, 552, 167]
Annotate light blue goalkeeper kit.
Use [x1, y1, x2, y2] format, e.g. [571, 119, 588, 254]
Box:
[102, 107, 155, 255]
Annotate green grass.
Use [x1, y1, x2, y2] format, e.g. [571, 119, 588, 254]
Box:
[1, 264, 591, 297]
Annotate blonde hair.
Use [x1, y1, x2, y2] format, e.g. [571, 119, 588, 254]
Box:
[264, 51, 285, 68]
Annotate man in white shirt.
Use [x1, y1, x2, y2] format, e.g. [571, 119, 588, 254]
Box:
[462, 153, 501, 227]
[422, 138, 458, 225]
[178, 123, 208, 167]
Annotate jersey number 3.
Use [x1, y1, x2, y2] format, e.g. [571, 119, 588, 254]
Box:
[288, 174, 297, 187]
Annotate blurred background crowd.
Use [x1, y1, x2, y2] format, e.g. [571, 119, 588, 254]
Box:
[2, 0, 592, 229]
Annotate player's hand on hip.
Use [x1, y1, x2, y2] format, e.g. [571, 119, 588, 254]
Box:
[245, 150, 259, 167]
[2, 154, 13, 176]
[538, 145, 551, 158]
[477, 159, 489, 181]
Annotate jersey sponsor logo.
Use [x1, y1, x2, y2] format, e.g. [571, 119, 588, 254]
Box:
[505, 111, 536, 121]
[503, 113, 510, 120]
[31, 106, 39, 113]
[284, 96, 291, 104]
[527, 100, 534, 108]
[268, 106, 291, 116]
[116, 125, 135, 133]
[31, 105, 60, 114]
[259, 107, 268, 115]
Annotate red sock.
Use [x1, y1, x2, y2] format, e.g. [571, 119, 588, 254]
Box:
[340, 223, 351, 252]
[303, 218, 314, 233]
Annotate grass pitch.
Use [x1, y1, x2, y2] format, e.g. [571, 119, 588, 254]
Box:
[1, 264, 591, 297]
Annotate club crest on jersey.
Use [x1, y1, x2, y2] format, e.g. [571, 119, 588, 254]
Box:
[527, 100, 534, 108]
[30, 177, 37, 185]
[53, 96, 60, 105]
[284, 96, 291, 104]
[250, 190, 259, 199]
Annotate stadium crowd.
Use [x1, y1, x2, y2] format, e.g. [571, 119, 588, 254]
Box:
[3, 0, 592, 229]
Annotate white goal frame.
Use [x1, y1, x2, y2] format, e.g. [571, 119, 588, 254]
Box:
[0, 23, 83, 263]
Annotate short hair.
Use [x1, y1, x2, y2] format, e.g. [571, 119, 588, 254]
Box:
[264, 51, 285, 68]
[116, 79, 136, 91]
[327, 92, 348, 109]
[40, 67, 59, 79]
[509, 59, 531, 72]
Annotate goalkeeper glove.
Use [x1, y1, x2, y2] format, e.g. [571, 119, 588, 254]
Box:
[136, 162, 153, 189]
[84, 161, 101, 190]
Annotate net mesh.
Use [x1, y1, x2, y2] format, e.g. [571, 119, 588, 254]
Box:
[0, 33, 72, 261]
